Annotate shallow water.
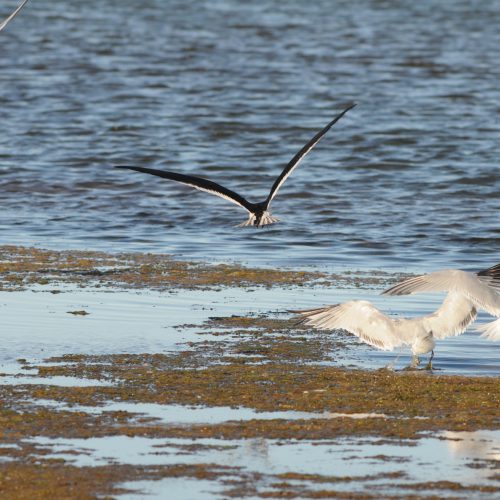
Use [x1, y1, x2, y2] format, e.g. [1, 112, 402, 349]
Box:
[31, 399, 388, 425]
[1, 287, 498, 376]
[28, 430, 500, 498]
[0, 0, 498, 270]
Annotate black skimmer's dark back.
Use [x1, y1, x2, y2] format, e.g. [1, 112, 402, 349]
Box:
[0, 0, 29, 32]
[116, 104, 356, 227]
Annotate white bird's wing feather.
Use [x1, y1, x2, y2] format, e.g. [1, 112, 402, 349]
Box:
[382, 270, 500, 317]
[295, 300, 404, 351]
[477, 318, 500, 341]
[0, 0, 29, 32]
[421, 292, 477, 340]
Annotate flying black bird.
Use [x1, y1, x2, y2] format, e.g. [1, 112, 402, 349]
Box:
[0, 0, 29, 32]
[116, 104, 356, 227]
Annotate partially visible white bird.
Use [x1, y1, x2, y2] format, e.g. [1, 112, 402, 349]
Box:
[0, 0, 29, 32]
[476, 318, 500, 341]
[475, 264, 500, 340]
[294, 265, 500, 369]
[383, 264, 500, 342]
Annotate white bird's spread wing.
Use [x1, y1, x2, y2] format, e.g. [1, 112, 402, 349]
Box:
[115, 166, 253, 213]
[382, 269, 500, 317]
[294, 300, 404, 351]
[477, 318, 500, 341]
[0, 0, 29, 32]
[421, 292, 477, 340]
[265, 104, 356, 207]
[383, 270, 470, 295]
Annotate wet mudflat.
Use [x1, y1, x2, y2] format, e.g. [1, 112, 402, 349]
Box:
[0, 247, 499, 498]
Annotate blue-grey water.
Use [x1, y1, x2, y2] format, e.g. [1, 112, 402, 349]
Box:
[0, 0, 498, 271]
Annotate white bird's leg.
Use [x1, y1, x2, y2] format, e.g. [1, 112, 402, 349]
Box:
[410, 355, 420, 368]
[425, 350, 434, 371]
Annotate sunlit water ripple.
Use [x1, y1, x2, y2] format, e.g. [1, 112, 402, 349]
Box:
[0, 0, 498, 272]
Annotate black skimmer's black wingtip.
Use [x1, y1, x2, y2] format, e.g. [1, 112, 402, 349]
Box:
[335, 103, 357, 120]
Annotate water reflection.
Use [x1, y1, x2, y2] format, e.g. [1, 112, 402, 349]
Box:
[28, 430, 500, 496]
[443, 431, 500, 462]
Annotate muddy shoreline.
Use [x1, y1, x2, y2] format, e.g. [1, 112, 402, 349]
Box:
[0, 246, 414, 292]
[0, 246, 498, 498]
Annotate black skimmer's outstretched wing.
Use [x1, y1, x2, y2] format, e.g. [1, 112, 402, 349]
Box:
[0, 0, 29, 32]
[264, 103, 356, 207]
[116, 104, 356, 227]
[115, 166, 254, 214]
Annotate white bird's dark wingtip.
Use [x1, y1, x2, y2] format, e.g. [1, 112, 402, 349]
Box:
[477, 263, 500, 280]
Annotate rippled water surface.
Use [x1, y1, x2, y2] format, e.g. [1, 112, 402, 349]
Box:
[0, 0, 499, 270]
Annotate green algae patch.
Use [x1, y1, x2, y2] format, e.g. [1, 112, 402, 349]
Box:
[8, 354, 499, 439]
[66, 309, 90, 316]
[2, 351, 499, 498]
[0, 462, 233, 499]
[179, 314, 348, 364]
[0, 245, 411, 292]
[0, 245, 323, 291]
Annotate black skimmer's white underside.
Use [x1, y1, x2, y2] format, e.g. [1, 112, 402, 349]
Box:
[116, 104, 356, 227]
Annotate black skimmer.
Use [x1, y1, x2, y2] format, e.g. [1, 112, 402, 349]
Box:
[294, 266, 500, 368]
[0, 0, 29, 32]
[116, 104, 356, 227]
